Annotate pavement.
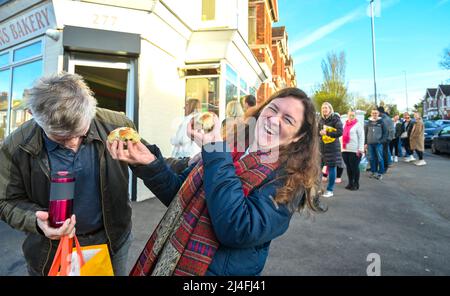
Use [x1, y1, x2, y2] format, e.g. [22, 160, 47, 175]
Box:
[1, 150, 450, 276]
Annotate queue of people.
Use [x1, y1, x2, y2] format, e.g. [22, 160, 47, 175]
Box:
[319, 102, 427, 199]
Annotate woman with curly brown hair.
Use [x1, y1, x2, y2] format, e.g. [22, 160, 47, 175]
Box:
[108, 87, 325, 276]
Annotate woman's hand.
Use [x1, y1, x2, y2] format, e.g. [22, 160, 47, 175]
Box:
[319, 129, 327, 136]
[187, 114, 223, 147]
[107, 140, 156, 165]
[36, 211, 76, 240]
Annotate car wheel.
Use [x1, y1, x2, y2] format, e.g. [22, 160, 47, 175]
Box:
[431, 143, 440, 154]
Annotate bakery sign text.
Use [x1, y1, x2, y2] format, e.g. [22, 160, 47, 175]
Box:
[0, 3, 56, 50]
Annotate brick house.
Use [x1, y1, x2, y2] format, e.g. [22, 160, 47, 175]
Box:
[271, 26, 296, 90]
[435, 84, 450, 119]
[248, 0, 278, 104]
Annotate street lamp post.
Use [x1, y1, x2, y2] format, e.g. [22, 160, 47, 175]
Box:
[403, 70, 409, 112]
[370, 0, 378, 107]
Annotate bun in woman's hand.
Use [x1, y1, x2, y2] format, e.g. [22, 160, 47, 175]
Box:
[194, 112, 215, 133]
[107, 127, 141, 143]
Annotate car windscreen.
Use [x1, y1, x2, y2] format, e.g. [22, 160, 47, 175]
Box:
[424, 121, 438, 128]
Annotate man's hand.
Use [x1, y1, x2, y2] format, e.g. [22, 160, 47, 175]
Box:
[36, 211, 76, 240]
[107, 140, 156, 166]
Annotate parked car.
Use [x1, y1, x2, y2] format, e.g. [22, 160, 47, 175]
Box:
[431, 124, 450, 154]
[424, 120, 439, 148]
[434, 119, 450, 126]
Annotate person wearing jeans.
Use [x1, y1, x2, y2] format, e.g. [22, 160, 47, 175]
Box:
[367, 143, 384, 177]
[319, 102, 343, 198]
[364, 108, 387, 180]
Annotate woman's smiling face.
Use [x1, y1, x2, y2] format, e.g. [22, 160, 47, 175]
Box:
[255, 97, 304, 150]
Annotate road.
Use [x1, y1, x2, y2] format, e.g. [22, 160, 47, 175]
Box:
[1, 150, 449, 276]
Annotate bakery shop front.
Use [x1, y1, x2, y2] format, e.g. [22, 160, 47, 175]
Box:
[0, 0, 269, 201]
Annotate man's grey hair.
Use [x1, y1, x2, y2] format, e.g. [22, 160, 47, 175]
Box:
[25, 72, 97, 137]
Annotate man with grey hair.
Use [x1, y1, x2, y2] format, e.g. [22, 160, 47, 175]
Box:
[0, 72, 135, 276]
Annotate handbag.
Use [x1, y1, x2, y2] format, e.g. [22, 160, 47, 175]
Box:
[359, 156, 368, 172]
[48, 235, 114, 276]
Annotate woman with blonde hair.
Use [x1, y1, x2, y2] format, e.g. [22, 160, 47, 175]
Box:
[410, 112, 426, 166]
[107, 87, 326, 276]
[222, 99, 245, 138]
[319, 102, 343, 198]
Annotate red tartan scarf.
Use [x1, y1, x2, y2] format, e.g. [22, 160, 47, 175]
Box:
[129, 150, 280, 276]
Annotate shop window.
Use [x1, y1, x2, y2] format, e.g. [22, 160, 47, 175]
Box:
[226, 64, 250, 110]
[240, 78, 248, 97]
[13, 41, 42, 62]
[10, 60, 42, 132]
[248, 6, 256, 44]
[0, 38, 43, 144]
[202, 0, 215, 21]
[186, 77, 219, 116]
[226, 64, 238, 85]
[0, 69, 9, 145]
[226, 80, 238, 105]
[0, 53, 8, 67]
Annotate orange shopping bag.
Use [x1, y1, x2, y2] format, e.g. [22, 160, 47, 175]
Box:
[48, 235, 114, 276]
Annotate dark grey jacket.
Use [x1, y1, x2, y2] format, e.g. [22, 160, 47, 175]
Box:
[0, 108, 134, 275]
[380, 113, 394, 142]
[365, 118, 386, 144]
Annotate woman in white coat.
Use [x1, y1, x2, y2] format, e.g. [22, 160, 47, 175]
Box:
[341, 109, 365, 191]
[170, 99, 201, 158]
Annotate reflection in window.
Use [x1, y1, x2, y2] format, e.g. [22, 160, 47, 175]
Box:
[0, 69, 10, 144]
[0, 52, 8, 67]
[226, 64, 238, 85]
[226, 80, 238, 106]
[13, 41, 42, 62]
[186, 77, 219, 116]
[10, 59, 42, 132]
[239, 78, 248, 98]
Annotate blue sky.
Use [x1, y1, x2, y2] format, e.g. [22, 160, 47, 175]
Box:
[277, 0, 450, 111]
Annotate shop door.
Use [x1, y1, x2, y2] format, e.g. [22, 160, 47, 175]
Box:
[68, 53, 136, 199]
[68, 53, 135, 121]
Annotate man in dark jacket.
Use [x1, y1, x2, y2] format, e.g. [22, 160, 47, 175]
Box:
[365, 108, 386, 179]
[377, 106, 393, 172]
[400, 112, 415, 161]
[390, 114, 403, 162]
[0, 73, 134, 276]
